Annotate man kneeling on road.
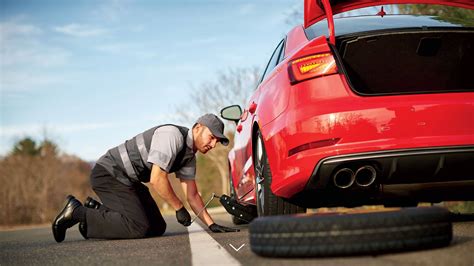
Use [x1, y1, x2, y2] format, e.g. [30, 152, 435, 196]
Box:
[52, 114, 239, 242]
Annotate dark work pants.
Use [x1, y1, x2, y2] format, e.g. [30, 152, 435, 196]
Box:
[85, 164, 167, 239]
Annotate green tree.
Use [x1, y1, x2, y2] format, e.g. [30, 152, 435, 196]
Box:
[11, 138, 40, 156]
[11, 137, 60, 157]
[398, 4, 474, 26]
[1, 138, 93, 225]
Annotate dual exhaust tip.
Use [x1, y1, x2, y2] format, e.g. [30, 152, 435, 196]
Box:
[333, 165, 377, 189]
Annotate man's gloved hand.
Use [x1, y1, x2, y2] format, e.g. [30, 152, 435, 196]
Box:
[176, 206, 191, 226]
[208, 223, 240, 233]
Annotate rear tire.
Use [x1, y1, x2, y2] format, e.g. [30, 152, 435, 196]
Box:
[250, 207, 453, 257]
[254, 130, 306, 216]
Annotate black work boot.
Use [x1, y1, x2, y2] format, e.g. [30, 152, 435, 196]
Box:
[79, 197, 101, 239]
[52, 195, 82, 243]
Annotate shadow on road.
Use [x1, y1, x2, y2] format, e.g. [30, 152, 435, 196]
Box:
[449, 212, 474, 222]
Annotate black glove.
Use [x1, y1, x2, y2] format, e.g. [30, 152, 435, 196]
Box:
[208, 223, 240, 233]
[176, 206, 191, 226]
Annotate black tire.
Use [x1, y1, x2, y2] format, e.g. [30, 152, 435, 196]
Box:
[253, 131, 306, 216]
[250, 207, 452, 257]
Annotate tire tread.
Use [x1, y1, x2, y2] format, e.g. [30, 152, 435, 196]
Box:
[250, 207, 452, 257]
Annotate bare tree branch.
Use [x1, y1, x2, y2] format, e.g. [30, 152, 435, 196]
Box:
[175, 66, 261, 195]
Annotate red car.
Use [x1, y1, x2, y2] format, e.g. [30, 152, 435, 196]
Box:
[221, 0, 474, 219]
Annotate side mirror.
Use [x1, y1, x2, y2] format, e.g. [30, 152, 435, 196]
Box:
[220, 105, 242, 123]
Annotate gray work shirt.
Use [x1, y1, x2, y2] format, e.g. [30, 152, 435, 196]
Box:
[97, 125, 196, 181]
[148, 125, 196, 180]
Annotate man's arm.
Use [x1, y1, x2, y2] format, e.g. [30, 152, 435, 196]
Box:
[180, 179, 240, 232]
[180, 179, 214, 226]
[150, 164, 184, 210]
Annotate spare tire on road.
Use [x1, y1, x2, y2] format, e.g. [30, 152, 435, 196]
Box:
[249, 207, 452, 257]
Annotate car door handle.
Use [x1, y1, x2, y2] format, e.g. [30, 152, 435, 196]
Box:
[236, 124, 242, 133]
[249, 102, 257, 114]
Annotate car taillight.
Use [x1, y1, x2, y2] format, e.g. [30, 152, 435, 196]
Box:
[288, 52, 338, 84]
[288, 138, 340, 157]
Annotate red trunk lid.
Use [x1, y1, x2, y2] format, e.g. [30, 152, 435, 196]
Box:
[304, 0, 474, 44]
[304, 0, 474, 28]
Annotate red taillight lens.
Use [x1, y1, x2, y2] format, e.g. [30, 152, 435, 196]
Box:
[288, 52, 338, 84]
[288, 138, 340, 157]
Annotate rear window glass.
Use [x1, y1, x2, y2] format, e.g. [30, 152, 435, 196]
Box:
[305, 4, 474, 40]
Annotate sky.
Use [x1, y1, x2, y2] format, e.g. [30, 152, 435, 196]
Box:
[0, 0, 300, 160]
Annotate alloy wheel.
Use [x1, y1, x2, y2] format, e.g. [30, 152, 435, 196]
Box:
[255, 133, 265, 215]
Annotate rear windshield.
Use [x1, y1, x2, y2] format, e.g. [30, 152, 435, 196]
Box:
[305, 4, 474, 40]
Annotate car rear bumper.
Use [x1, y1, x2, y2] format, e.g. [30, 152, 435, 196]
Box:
[290, 145, 474, 208]
[310, 145, 474, 188]
[260, 86, 474, 200]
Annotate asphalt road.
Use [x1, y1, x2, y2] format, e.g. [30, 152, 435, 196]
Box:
[1, 210, 474, 266]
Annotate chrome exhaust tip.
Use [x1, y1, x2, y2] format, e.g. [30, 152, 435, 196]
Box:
[333, 168, 355, 189]
[355, 165, 377, 187]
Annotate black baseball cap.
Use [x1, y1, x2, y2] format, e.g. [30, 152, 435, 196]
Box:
[196, 114, 229, 146]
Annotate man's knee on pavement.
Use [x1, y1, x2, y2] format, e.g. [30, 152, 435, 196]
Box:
[128, 218, 167, 238]
[127, 219, 151, 239]
[150, 221, 167, 237]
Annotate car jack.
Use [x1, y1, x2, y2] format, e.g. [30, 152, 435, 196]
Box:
[190, 193, 257, 224]
[218, 194, 257, 223]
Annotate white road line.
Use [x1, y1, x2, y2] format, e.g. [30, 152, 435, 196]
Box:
[187, 222, 241, 266]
